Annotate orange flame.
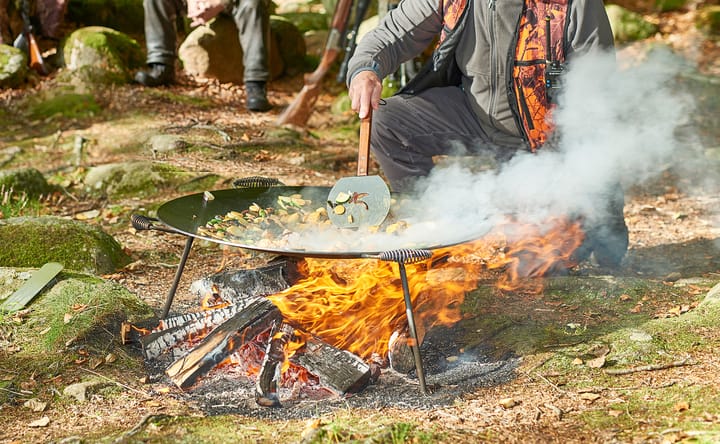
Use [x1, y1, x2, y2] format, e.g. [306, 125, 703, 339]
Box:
[267, 216, 584, 360]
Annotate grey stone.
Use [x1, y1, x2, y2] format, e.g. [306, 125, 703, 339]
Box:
[0, 43, 28, 88]
[63, 380, 112, 402]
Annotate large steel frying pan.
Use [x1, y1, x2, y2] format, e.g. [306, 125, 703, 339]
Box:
[153, 185, 470, 259]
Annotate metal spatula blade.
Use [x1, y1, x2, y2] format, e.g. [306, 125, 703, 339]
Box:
[327, 111, 391, 228]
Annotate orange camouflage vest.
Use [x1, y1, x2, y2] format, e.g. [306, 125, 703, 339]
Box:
[440, 0, 569, 150]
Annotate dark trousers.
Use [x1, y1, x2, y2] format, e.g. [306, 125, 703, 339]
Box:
[371, 86, 521, 192]
[142, 0, 270, 82]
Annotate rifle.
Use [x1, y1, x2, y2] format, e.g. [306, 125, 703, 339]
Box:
[336, 0, 372, 84]
[276, 0, 354, 127]
[12, 0, 48, 75]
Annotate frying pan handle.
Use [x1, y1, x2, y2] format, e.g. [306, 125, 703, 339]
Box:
[357, 109, 372, 177]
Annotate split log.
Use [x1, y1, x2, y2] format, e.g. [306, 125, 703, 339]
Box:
[165, 298, 282, 389]
[141, 305, 241, 360]
[290, 337, 371, 395]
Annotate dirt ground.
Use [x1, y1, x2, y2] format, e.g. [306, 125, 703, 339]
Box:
[1, 3, 720, 442]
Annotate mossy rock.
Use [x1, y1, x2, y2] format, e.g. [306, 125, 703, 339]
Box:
[606, 4, 659, 43]
[277, 12, 329, 33]
[695, 5, 720, 37]
[0, 270, 155, 393]
[61, 26, 144, 84]
[0, 43, 28, 89]
[0, 167, 55, 198]
[270, 15, 309, 77]
[66, 0, 146, 37]
[83, 160, 221, 199]
[26, 92, 102, 120]
[655, 0, 686, 12]
[0, 216, 130, 274]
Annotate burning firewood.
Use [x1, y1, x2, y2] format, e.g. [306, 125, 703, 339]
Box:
[141, 305, 240, 360]
[165, 298, 282, 389]
[290, 337, 372, 395]
[255, 321, 295, 407]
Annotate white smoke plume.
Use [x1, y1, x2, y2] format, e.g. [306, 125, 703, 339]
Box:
[403, 47, 696, 243]
[286, 47, 699, 253]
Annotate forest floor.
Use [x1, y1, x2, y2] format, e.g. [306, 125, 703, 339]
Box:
[1, 2, 720, 442]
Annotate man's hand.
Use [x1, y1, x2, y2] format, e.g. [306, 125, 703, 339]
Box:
[187, 0, 226, 26]
[348, 70, 383, 119]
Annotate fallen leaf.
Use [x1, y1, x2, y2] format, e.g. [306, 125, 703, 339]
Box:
[63, 313, 73, 324]
[23, 399, 47, 412]
[619, 294, 632, 302]
[27, 416, 50, 428]
[608, 409, 623, 417]
[499, 397, 517, 409]
[75, 209, 100, 220]
[572, 357, 584, 366]
[674, 401, 690, 412]
[586, 356, 606, 368]
[71, 303, 89, 312]
[580, 392, 601, 402]
[105, 353, 117, 364]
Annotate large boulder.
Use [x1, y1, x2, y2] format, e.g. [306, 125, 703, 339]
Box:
[66, 0, 146, 38]
[0, 44, 28, 88]
[0, 216, 130, 274]
[60, 26, 144, 85]
[0, 167, 54, 198]
[178, 15, 305, 84]
[82, 160, 221, 199]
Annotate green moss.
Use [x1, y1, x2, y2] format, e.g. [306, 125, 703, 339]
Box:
[0, 273, 154, 403]
[606, 4, 659, 43]
[0, 43, 28, 88]
[277, 12, 329, 33]
[696, 6, 720, 36]
[28, 93, 101, 120]
[144, 88, 215, 108]
[0, 216, 130, 273]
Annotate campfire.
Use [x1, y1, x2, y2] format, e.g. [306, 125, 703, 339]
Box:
[125, 216, 584, 407]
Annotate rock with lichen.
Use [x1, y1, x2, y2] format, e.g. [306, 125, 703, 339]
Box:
[60, 26, 144, 85]
[0, 216, 130, 274]
[0, 43, 28, 88]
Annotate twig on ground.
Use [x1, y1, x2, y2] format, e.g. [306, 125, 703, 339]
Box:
[113, 413, 171, 444]
[604, 358, 695, 376]
[80, 367, 151, 397]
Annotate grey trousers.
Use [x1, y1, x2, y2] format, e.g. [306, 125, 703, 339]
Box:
[142, 0, 270, 81]
[371, 86, 521, 192]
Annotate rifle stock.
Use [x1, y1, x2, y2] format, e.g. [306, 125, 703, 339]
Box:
[26, 32, 48, 76]
[276, 0, 354, 126]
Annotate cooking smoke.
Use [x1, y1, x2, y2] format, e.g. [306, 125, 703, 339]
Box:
[291, 48, 697, 252]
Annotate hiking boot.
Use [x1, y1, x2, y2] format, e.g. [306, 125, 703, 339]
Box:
[572, 184, 629, 268]
[245, 81, 272, 112]
[134, 63, 175, 87]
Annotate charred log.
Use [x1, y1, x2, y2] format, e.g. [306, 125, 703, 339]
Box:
[165, 298, 282, 389]
[189, 260, 301, 305]
[290, 338, 371, 395]
[141, 305, 241, 360]
[255, 322, 295, 407]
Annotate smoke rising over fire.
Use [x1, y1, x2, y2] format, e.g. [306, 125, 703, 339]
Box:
[286, 48, 700, 253]
[405, 48, 696, 243]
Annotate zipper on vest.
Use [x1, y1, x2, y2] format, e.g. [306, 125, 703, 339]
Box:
[488, 0, 499, 126]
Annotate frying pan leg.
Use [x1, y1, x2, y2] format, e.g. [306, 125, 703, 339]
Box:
[398, 262, 428, 395]
[160, 236, 194, 319]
